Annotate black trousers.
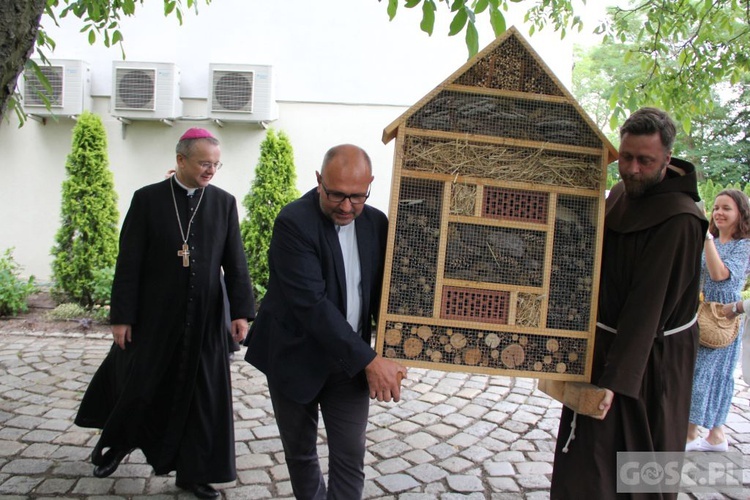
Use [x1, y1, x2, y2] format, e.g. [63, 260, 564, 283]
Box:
[268, 371, 369, 500]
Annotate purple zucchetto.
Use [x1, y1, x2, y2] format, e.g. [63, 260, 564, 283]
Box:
[179, 127, 215, 141]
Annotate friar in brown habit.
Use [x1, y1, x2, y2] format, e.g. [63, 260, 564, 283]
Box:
[551, 108, 708, 499]
[75, 128, 254, 499]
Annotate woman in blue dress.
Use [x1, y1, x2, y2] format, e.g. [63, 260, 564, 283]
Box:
[686, 189, 750, 451]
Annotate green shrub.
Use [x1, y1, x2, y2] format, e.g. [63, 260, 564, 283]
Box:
[90, 304, 111, 323]
[90, 266, 115, 307]
[46, 302, 87, 321]
[0, 249, 38, 317]
[51, 112, 119, 307]
[241, 129, 299, 303]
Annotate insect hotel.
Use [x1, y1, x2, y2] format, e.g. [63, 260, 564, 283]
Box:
[376, 27, 617, 384]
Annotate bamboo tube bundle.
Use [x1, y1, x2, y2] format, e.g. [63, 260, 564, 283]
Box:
[454, 36, 563, 96]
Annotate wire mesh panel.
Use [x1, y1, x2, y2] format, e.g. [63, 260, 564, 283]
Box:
[387, 178, 443, 318]
[377, 27, 614, 382]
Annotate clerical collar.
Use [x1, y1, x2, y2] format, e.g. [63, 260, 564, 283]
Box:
[172, 175, 199, 197]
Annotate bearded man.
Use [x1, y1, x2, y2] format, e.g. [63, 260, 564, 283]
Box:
[550, 107, 708, 499]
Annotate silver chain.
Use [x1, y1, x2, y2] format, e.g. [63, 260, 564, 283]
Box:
[169, 176, 205, 245]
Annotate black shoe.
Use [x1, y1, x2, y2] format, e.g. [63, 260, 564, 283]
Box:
[92, 447, 134, 478]
[176, 480, 220, 499]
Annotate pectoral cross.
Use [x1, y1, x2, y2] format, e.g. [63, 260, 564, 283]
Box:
[178, 243, 190, 267]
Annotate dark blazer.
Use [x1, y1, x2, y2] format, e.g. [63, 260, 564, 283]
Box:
[245, 188, 388, 404]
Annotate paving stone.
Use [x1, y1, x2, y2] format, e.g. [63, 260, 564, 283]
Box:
[426, 443, 459, 460]
[0, 440, 24, 457]
[401, 449, 435, 465]
[20, 443, 59, 458]
[225, 485, 273, 499]
[424, 423, 460, 438]
[447, 432, 480, 448]
[442, 413, 474, 428]
[446, 474, 485, 492]
[1, 458, 53, 474]
[236, 468, 271, 484]
[0, 475, 44, 494]
[406, 463, 448, 482]
[484, 461, 515, 476]
[374, 457, 411, 475]
[459, 445, 495, 462]
[369, 439, 413, 459]
[516, 461, 553, 475]
[114, 477, 146, 495]
[375, 473, 421, 493]
[369, 428, 398, 443]
[516, 473, 552, 489]
[403, 432, 440, 450]
[439, 456, 474, 473]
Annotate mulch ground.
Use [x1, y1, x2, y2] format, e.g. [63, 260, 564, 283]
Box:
[0, 292, 110, 335]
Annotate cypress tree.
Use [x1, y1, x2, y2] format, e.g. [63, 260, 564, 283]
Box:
[241, 129, 299, 302]
[51, 111, 119, 307]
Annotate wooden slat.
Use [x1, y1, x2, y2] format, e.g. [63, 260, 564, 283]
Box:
[445, 83, 572, 104]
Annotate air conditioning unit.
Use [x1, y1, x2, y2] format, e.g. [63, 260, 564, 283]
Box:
[207, 64, 278, 123]
[111, 61, 182, 120]
[22, 59, 91, 117]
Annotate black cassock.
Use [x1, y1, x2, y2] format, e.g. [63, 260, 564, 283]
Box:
[75, 177, 253, 483]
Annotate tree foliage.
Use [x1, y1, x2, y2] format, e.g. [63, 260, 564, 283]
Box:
[240, 129, 299, 302]
[572, 8, 750, 187]
[51, 111, 119, 307]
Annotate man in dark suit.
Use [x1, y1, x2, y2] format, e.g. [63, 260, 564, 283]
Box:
[245, 144, 407, 499]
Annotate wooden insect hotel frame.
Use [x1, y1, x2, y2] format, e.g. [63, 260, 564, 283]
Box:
[376, 27, 617, 382]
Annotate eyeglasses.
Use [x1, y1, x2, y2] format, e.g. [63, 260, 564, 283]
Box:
[197, 161, 223, 170]
[320, 181, 370, 205]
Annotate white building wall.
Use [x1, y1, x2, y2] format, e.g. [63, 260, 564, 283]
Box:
[1, 0, 606, 281]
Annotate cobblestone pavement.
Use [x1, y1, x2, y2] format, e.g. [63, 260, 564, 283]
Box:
[1, 330, 749, 499]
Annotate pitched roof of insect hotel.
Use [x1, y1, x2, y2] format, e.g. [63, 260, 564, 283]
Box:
[383, 26, 618, 170]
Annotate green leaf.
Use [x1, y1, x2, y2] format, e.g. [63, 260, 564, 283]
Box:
[489, 7, 505, 36]
[88, 30, 96, 45]
[681, 117, 692, 135]
[465, 21, 479, 57]
[449, 9, 468, 36]
[450, 0, 465, 12]
[123, 0, 136, 15]
[474, 0, 488, 14]
[420, 0, 436, 36]
[388, 0, 399, 19]
[404, 0, 421, 7]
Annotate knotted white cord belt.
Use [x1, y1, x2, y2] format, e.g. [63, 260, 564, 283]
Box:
[561, 315, 698, 453]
